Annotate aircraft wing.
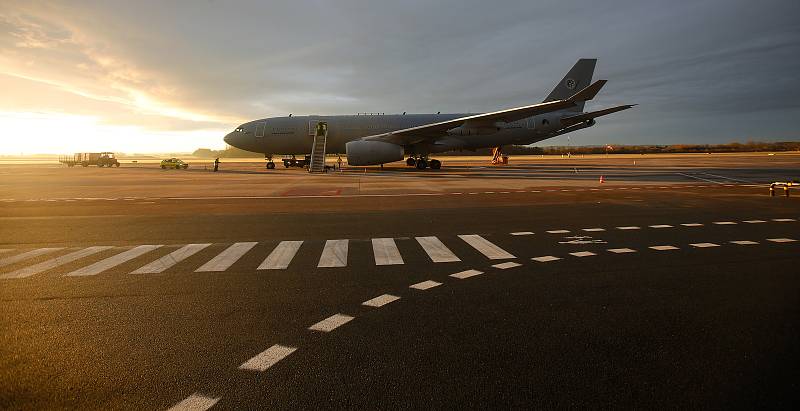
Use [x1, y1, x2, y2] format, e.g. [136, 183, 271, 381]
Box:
[560, 104, 636, 127]
[364, 80, 608, 146]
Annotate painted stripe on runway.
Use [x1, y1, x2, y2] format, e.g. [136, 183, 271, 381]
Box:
[616, 226, 640, 230]
[730, 240, 759, 245]
[743, 220, 766, 224]
[308, 313, 354, 332]
[2, 246, 113, 279]
[258, 241, 303, 270]
[410, 280, 441, 290]
[649, 224, 673, 228]
[362, 294, 400, 307]
[415, 236, 460, 263]
[492, 261, 521, 269]
[649, 245, 679, 251]
[713, 221, 737, 225]
[167, 393, 220, 411]
[458, 234, 515, 259]
[510, 231, 534, 236]
[608, 248, 637, 253]
[690, 243, 720, 248]
[681, 223, 703, 227]
[532, 256, 561, 262]
[66, 245, 162, 276]
[196, 242, 258, 272]
[767, 238, 796, 243]
[450, 269, 483, 279]
[547, 229, 570, 234]
[570, 251, 596, 257]
[372, 238, 404, 265]
[239, 344, 297, 372]
[317, 239, 348, 268]
[582, 228, 605, 232]
[0, 249, 12, 254]
[131, 244, 211, 274]
[772, 218, 796, 222]
[0, 248, 63, 268]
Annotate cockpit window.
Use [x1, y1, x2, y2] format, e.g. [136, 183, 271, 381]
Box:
[235, 127, 244, 132]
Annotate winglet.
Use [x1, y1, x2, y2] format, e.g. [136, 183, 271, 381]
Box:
[568, 79, 607, 102]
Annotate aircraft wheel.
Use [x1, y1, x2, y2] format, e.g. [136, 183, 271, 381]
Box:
[429, 159, 441, 169]
[267, 162, 275, 169]
[406, 157, 416, 167]
[416, 159, 428, 170]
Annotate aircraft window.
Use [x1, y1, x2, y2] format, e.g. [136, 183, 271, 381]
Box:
[542, 119, 549, 126]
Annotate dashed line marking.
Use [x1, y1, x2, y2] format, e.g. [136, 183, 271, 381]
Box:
[167, 393, 221, 411]
[362, 294, 401, 307]
[239, 344, 297, 372]
[680, 223, 703, 227]
[767, 238, 796, 243]
[743, 220, 766, 224]
[713, 221, 737, 225]
[649, 245, 679, 251]
[416, 236, 460, 263]
[410, 280, 442, 290]
[546, 229, 570, 234]
[616, 226, 640, 230]
[570, 251, 596, 257]
[582, 228, 605, 232]
[608, 248, 636, 253]
[0, 248, 64, 269]
[308, 313, 355, 332]
[730, 240, 759, 245]
[131, 243, 211, 274]
[458, 234, 515, 259]
[690, 243, 720, 248]
[649, 224, 673, 229]
[3, 246, 114, 279]
[510, 231, 534, 236]
[196, 242, 258, 272]
[66, 245, 162, 277]
[532, 256, 561, 262]
[317, 239, 348, 268]
[492, 261, 521, 269]
[772, 218, 796, 222]
[450, 269, 483, 279]
[259, 241, 304, 270]
[372, 238, 404, 265]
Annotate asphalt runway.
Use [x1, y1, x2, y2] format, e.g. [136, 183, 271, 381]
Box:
[1, 153, 798, 409]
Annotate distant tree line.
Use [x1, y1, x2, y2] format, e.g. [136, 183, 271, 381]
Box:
[194, 141, 799, 158]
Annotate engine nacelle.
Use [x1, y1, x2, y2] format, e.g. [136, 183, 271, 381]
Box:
[346, 140, 404, 166]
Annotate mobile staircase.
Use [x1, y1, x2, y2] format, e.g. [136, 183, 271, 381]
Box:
[309, 121, 328, 173]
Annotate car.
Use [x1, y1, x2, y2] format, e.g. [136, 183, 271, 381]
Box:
[160, 158, 189, 169]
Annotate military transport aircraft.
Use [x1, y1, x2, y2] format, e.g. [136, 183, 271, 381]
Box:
[223, 59, 634, 170]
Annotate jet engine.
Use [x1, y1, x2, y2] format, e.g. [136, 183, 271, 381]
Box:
[346, 140, 404, 166]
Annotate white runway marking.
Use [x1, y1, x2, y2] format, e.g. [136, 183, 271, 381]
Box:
[450, 269, 483, 279]
[649, 245, 679, 251]
[362, 294, 401, 307]
[372, 238, 404, 265]
[547, 230, 571, 234]
[510, 231, 534, 236]
[458, 234, 515, 259]
[239, 344, 297, 372]
[649, 224, 673, 229]
[680, 223, 703, 227]
[582, 228, 605, 232]
[0, 249, 12, 254]
[259, 241, 303, 270]
[308, 313, 354, 332]
[0, 248, 63, 269]
[492, 261, 521, 269]
[415, 236, 460, 263]
[570, 251, 596, 257]
[608, 248, 636, 253]
[767, 238, 796, 243]
[532, 256, 561, 262]
[66, 245, 162, 276]
[410, 280, 442, 290]
[690, 243, 720, 248]
[131, 243, 211, 274]
[317, 239, 348, 268]
[713, 221, 737, 225]
[2, 246, 113, 279]
[617, 226, 640, 230]
[196, 242, 258, 272]
[743, 220, 766, 224]
[730, 240, 759, 245]
[167, 393, 221, 411]
[772, 218, 796, 222]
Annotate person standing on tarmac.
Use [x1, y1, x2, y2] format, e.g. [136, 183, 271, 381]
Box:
[214, 157, 220, 172]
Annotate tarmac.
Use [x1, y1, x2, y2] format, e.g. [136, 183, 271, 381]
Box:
[0, 152, 798, 409]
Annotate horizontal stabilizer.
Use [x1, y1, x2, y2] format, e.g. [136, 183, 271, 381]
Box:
[562, 104, 636, 124]
[568, 80, 607, 103]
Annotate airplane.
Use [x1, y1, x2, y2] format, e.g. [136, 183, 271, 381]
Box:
[223, 59, 634, 170]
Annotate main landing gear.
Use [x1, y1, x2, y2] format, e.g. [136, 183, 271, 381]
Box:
[406, 156, 441, 170]
[265, 155, 275, 169]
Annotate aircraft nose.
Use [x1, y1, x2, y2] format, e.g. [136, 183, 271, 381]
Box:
[223, 132, 237, 147]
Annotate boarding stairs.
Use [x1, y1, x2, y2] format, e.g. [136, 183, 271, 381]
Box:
[309, 122, 328, 173]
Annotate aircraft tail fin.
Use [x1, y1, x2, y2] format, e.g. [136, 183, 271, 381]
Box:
[544, 58, 597, 112]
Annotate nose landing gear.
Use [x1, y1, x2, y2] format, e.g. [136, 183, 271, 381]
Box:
[265, 155, 275, 169]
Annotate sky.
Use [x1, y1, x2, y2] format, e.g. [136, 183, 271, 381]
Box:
[0, 0, 798, 154]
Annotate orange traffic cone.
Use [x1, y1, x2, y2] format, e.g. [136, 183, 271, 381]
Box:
[599, 175, 605, 183]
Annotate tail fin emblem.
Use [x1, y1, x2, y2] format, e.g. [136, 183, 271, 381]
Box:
[565, 78, 577, 90]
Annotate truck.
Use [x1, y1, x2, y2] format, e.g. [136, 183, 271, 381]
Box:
[59, 152, 120, 167]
